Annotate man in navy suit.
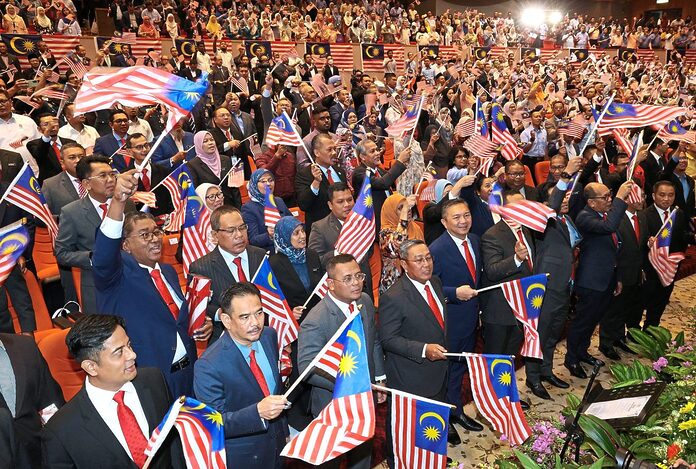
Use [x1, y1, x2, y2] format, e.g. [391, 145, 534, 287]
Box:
[91, 170, 212, 397]
[454, 175, 499, 238]
[194, 282, 289, 469]
[151, 123, 195, 169]
[93, 110, 131, 172]
[564, 180, 633, 378]
[430, 198, 483, 433]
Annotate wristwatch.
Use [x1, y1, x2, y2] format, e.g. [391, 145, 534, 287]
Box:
[560, 171, 573, 179]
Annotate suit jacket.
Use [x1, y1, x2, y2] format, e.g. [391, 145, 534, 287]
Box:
[194, 329, 288, 469]
[423, 199, 447, 245]
[430, 232, 481, 338]
[0, 54, 22, 76]
[151, 133, 195, 169]
[640, 204, 692, 262]
[98, 54, 127, 67]
[307, 212, 373, 295]
[26, 137, 76, 184]
[93, 134, 132, 172]
[0, 334, 64, 468]
[351, 162, 407, 233]
[92, 229, 198, 395]
[294, 165, 347, 234]
[137, 163, 173, 217]
[186, 155, 241, 208]
[210, 66, 230, 98]
[481, 221, 535, 325]
[460, 186, 496, 239]
[240, 199, 292, 251]
[575, 198, 627, 291]
[41, 171, 80, 217]
[298, 293, 385, 415]
[211, 116, 255, 180]
[268, 250, 324, 317]
[640, 153, 666, 204]
[659, 157, 695, 220]
[378, 275, 448, 398]
[42, 368, 184, 469]
[616, 211, 646, 287]
[0, 149, 26, 183]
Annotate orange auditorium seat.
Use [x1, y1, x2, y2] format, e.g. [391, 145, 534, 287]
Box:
[71, 268, 82, 307]
[524, 164, 535, 187]
[534, 161, 550, 187]
[247, 155, 257, 173]
[368, 242, 382, 305]
[8, 269, 55, 334]
[37, 328, 85, 401]
[32, 227, 60, 284]
[239, 184, 250, 204]
[289, 207, 305, 223]
[161, 234, 186, 289]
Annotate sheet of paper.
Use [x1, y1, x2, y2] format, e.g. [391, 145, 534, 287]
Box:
[584, 395, 651, 420]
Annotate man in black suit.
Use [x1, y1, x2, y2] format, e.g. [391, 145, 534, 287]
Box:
[93, 110, 131, 172]
[658, 152, 694, 220]
[125, 133, 172, 217]
[640, 180, 694, 329]
[0, 43, 22, 83]
[0, 333, 64, 468]
[503, 160, 539, 201]
[221, 93, 256, 179]
[210, 56, 231, 107]
[351, 140, 410, 233]
[0, 148, 24, 183]
[295, 133, 347, 234]
[322, 55, 340, 83]
[564, 180, 633, 378]
[42, 315, 185, 469]
[329, 88, 351, 133]
[207, 106, 246, 172]
[26, 114, 76, 184]
[639, 139, 670, 205]
[188, 206, 267, 343]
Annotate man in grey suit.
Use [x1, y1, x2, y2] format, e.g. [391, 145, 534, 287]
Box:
[188, 205, 267, 343]
[298, 254, 384, 469]
[308, 182, 373, 298]
[54, 155, 134, 314]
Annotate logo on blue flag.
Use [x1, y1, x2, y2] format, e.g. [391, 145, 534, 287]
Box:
[182, 182, 202, 229]
[606, 103, 637, 118]
[334, 314, 372, 398]
[664, 119, 687, 136]
[489, 181, 504, 208]
[657, 211, 677, 248]
[476, 97, 489, 137]
[518, 273, 547, 320]
[485, 355, 521, 402]
[253, 256, 287, 301]
[354, 176, 374, 220]
[414, 400, 450, 455]
[491, 102, 509, 132]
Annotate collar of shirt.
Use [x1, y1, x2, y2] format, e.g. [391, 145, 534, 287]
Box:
[218, 248, 249, 278]
[0, 338, 5, 350]
[88, 196, 111, 214]
[112, 131, 126, 142]
[655, 206, 667, 219]
[0, 115, 16, 124]
[405, 273, 441, 304]
[327, 292, 358, 318]
[230, 335, 276, 394]
[625, 209, 637, 219]
[140, 163, 151, 175]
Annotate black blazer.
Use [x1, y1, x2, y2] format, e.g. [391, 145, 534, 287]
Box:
[351, 161, 407, 233]
[423, 199, 446, 246]
[658, 157, 695, 220]
[640, 204, 692, 257]
[0, 334, 64, 468]
[378, 275, 448, 399]
[186, 156, 241, 208]
[294, 164, 347, 234]
[42, 368, 184, 469]
[616, 212, 647, 287]
[0, 149, 24, 183]
[269, 249, 324, 320]
[26, 137, 76, 184]
[137, 163, 173, 217]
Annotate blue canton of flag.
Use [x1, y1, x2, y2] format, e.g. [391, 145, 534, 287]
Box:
[264, 185, 282, 229]
[649, 210, 686, 286]
[500, 274, 547, 359]
[3, 164, 59, 240]
[605, 102, 638, 118]
[414, 400, 449, 456]
[266, 111, 304, 146]
[182, 181, 202, 229]
[162, 164, 194, 231]
[334, 313, 372, 396]
[476, 97, 489, 137]
[0, 223, 30, 286]
[488, 181, 504, 208]
[664, 119, 687, 136]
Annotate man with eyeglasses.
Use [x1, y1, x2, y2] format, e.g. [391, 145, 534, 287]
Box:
[93, 110, 131, 172]
[189, 205, 267, 344]
[564, 180, 633, 379]
[125, 133, 172, 217]
[0, 90, 41, 175]
[27, 113, 76, 184]
[295, 105, 337, 169]
[91, 169, 212, 397]
[503, 159, 540, 201]
[298, 254, 384, 468]
[55, 155, 136, 314]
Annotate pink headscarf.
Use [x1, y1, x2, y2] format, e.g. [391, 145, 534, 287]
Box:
[193, 131, 221, 178]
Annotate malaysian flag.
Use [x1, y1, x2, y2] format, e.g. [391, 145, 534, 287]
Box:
[361, 43, 385, 73]
[265, 112, 303, 147]
[386, 95, 423, 138]
[488, 183, 556, 232]
[282, 313, 375, 464]
[596, 102, 685, 133]
[491, 102, 521, 161]
[500, 274, 547, 360]
[626, 130, 643, 180]
[335, 176, 375, 263]
[63, 54, 88, 79]
[145, 396, 226, 468]
[418, 179, 438, 202]
[478, 157, 494, 177]
[649, 210, 686, 287]
[464, 354, 531, 445]
[657, 119, 696, 144]
[384, 44, 406, 71]
[463, 135, 500, 158]
[475, 97, 489, 137]
[263, 185, 281, 229]
[181, 174, 208, 274]
[186, 275, 211, 336]
[161, 164, 192, 232]
[230, 75, 249, 95]
[74, 66, 208, 132]
[3, 164, 59, 241]
[0, 223, 29, 286]
[454, 119, 476, 138]
[557, 120, 587, 140]
[43, 36, 81, 73]
[96, 36, 161, 63]
[627, 184, 643, 206]
[30, 88, 69, 101]
[612, 128, 634, 155]
[271, 42, 300, 61]
[391, 390, 450, 469]
[2, 34, 78, 70]
[328, 44, 354, 70]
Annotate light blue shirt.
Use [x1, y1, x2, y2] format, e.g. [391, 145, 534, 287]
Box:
[231, 336, 276, 395]
[678, 173, 690, 200]
[231, 112, 245, 134]
[310, 165, 341, 195]
[520, 125, 547, 158]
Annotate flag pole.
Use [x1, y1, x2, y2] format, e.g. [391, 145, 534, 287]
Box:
[652, 208, 673, 238]
[474, 273, 550, 294]
[249, 252, 270, 282]
[135, 129, 169, 173]
[443, 352, 516, 359]
[217, 158, 244, 188]
[283, 306, 361, 399]
[371, 384, 457, 409]
[301, 272, 328, 309]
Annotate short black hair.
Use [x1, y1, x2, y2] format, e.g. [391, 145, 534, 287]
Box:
[441, 198, 469, 218]
[75, 154, 111, 181]
[326, 253, 358, 278]
[37, 113, 54, 123]
[311, 104, 328, 117]
[126, 133, 147, 147]
[60, 142, 85, 158]
[123, 212, 156, 238]
[653, 180, 675, 193]
[505, 159, 524, 173]
[66, 314, 126, 363]
[219, 282, 261, 317]
[109, 109, 127, 123]
[328, 181, 351, 200]
[210, 205, 240, 231]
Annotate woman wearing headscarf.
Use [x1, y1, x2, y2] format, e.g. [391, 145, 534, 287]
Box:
[240, 169, 292, 252]
[423, 179, 453, 245]
[165, 13, 179, 39]
[34, 6, 53, 34]
[378, 193, 423, 292]
[188, 130, 241, 208]
[3, 5, 28, 34]
[206, 14, 223, 39]
[194, 183, 224, 251]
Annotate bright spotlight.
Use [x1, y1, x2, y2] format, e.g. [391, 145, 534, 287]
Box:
[548, 11, 563, 24]
[521, 7, 544, 27]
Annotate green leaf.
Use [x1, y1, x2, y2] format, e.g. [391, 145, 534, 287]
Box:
[578, 415, 619, 457]
[627, 436, 667, 452]
[513, 449, 542, 469]
[675, 331, 685, 346]
[666, 352, 691, 362]
[497, 460, 520, 469]
[645, 325, 671, 345]
[566, 393, 581, 410]
[587, 456, 607, 469]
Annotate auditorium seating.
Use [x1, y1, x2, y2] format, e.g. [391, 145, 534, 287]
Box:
[161, 233, 186, 289]
[32, 227, 60, 284]
[534, 160, 550, 186]
[8, 269, 55, 337]
[36, 328, 85, 401]
[523, 164, 535, 187]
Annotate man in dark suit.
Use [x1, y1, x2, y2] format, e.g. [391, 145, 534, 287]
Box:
[0, 149, 23, 183]
[430, 199, 484, 432]
[322, 56, 340, 83]
[37, 41, 57, 69]
[93, 110, 131, 172]
[210, 56, 231, 107]
[0, 333, 64, 468]
[125, 133, 172, 217]
[379, 239, 460, 445]
[297, 254, 384, 468]
[295, 133, 347, 234]
[194, 282, 289, 468]
[0, 42, 22, 83]
[503, 159, 539, 201]
[639, 180, 694, 329]
[91, 171, 212, 397]
[95, 46, 127, 68]
[329, 88, 351, 133]
[307, 182, 373, 296]
[189, 206, 267, 343]
[639, 139, 670, 205]
[26, 114, 76, 184]
[167, 48, 191, 79]
[599, 183, 646, 359]
[151, 124, 195, 169]
[223, 93, 256, 179]
[42, 315, 185, 469]
[207, 106, 247, 174]
[659, 152, 694, 220]
[351, 140, 410, 233]
[564, 180, 633, 378]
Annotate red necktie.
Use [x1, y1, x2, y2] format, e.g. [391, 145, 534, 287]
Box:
[424, 284, 444, 329]
[662, 211, 668, 222]
[232, 257, 247, 282]
[515, 229, 533, 271]
[327, 169, 335, 184]
[112, 391, 147, 468]
[120, 138, 131, 166]
[225, 129, 233, 141]
[52, 141, 60, 161]
[602, 214, 619, 248]
[348, 303, 355, 315]
[75, 178, 86, 198]
[141, 168, 150, 191]
[632, 214, 640, 242]
[99, 203, 108, 220]
[150, 269, 180, 319]
[249, 350, 270, 397]
[462, 240, 476, 282]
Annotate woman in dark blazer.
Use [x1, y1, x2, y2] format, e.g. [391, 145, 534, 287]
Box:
[269, 216, 324, 431]
[241, 169, 292, 252]
[187, 130, 241, 208]
[423, 179, 453, 245]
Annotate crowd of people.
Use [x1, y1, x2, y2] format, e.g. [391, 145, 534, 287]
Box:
[1, 1, 696, 468]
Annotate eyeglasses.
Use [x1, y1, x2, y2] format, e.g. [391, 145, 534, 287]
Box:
[258, 178, 275, 185]
[206, 192, 224, 201]
[215, 224, 248, 235]
[87, 170, 119, 182]
[0, 99, 10, 105]
[131, 143, 151, 151]
[330, 272, 367, 285]
[128, 228, 164, 242]
[590, 194, 612, 201]
[405, 255, 433, 265]
[112, 118, 128, 124]
[507, 172, 526, 178]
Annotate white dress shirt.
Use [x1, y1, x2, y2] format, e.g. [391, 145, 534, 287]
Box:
[448, 232, 476, 268]
[128, 118, 154, 143]
[405, 274, 444, 358]
[0, 113, 41, 174]
[218, 247, 250, 281]
[58, 123, 100, 149]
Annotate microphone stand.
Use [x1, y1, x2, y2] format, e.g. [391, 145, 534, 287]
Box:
[560, 362, 602, 463]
